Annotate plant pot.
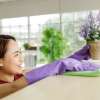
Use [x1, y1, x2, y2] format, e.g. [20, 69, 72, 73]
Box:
[89, 40, 100, 60]
[26, 47, 37, 50]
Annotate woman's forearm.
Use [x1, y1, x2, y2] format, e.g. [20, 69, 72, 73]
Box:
[0, 77, 28, 98]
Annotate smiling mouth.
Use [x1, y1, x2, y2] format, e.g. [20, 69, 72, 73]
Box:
[17, 64, 25, 70]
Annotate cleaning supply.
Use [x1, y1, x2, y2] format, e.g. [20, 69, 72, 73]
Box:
[63, 70, 100, 77]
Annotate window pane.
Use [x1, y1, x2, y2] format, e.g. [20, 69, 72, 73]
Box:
[1, 17, 28, 27]
[62, 10, 99, 57]
[30, 14, 60, 36]
[1, 17, 28, 35]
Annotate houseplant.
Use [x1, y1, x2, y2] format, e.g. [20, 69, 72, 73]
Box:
[80, 12, 100, 59]
[40, 27, 65, 62]
[23, 43, 37, 50]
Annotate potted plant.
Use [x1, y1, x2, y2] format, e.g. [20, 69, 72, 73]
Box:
[80, 12, 100, 59]
[40, 27, 65, 63]
[23, 43, 37, 50]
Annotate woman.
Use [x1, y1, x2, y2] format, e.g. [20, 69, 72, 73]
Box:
[0, 34, 99, 98]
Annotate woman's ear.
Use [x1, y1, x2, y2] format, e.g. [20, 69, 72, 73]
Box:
[0, 63, 3, 66]
[0, 59, 4, 67]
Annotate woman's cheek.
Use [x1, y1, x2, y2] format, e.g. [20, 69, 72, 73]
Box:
[4, 64, 23, 74]
[10, 65, 23, 73]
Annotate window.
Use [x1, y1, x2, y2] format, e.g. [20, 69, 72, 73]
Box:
[0, 10, 99, 65]
[1, 17, 28, 48]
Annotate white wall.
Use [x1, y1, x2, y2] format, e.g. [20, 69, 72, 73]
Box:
[0, 0, 100, 18]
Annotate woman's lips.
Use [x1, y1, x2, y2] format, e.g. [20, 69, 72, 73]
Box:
[17, 64, 25, 70]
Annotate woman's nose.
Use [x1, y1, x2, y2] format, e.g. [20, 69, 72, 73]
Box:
[19, 54, 24, 63]
[20, 57, 24, 63]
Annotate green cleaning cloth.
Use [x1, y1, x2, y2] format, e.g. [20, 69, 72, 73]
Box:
[63, 70, 100, 77]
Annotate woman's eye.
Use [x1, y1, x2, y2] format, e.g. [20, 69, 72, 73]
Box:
[14, 54, 19, 56]
[14, 51, 22, 57]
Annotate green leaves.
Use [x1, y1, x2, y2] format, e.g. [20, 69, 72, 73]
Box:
[40, 27, 65, 62]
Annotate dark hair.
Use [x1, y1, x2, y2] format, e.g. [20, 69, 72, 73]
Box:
[0, 35, 16, 58]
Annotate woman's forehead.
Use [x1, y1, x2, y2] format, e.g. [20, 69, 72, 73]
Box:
[7, 40, 20, 53]
[7, 40, 18, 48]
[7, 48, 21, 54]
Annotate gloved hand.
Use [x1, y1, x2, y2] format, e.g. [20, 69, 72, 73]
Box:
[24, 58, 99, 85]
[62, 58, 100, 71]
[69, 45, 90, 60]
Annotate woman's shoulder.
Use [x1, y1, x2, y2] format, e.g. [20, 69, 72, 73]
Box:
[0, 74, 23, 84]
[0, 80, 8, 84]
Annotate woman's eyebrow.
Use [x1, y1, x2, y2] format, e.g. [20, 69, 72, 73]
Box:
[13, 51, 20, 54]
[12, 49, 21, 54]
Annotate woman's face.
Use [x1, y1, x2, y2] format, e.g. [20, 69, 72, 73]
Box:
[2, 39, 23, 75]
